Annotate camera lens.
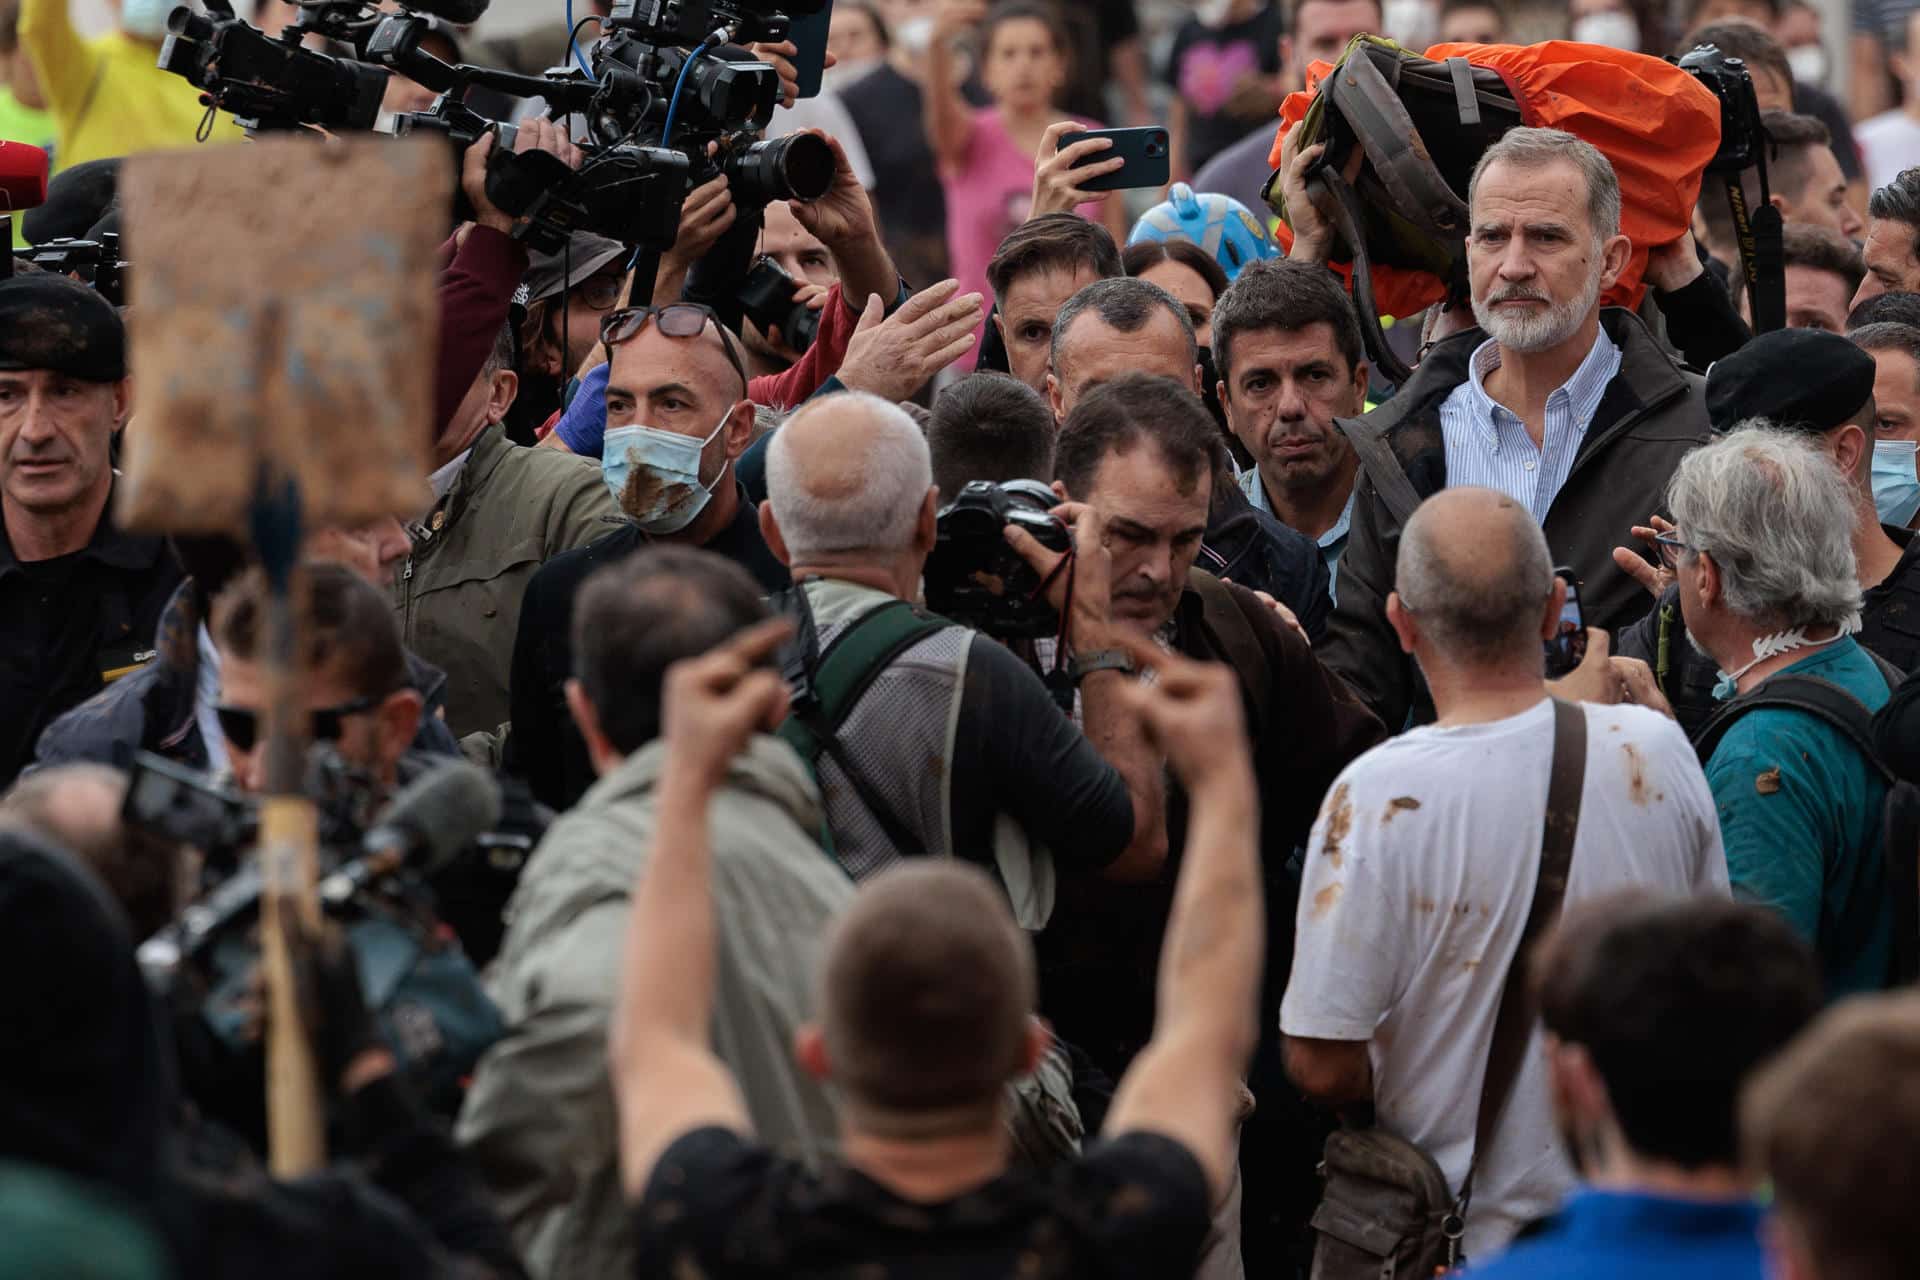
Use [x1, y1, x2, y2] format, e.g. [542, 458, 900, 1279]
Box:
[726, 132, 835, 204]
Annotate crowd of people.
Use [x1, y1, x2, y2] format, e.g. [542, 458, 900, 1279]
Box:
[8, 0, 1920, 1277]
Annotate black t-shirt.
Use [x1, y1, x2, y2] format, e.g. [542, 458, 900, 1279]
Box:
[504, 486, 791, 810]
[631, 1127, 1212, 1279]
[1164, 6, 1286, 173]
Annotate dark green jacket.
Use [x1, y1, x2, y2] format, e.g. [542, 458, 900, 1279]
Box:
[395, 423, 617, 738]
[1324, 308, 1710, 729]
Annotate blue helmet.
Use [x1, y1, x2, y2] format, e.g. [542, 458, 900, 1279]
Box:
[1128, 183, 1280, 283]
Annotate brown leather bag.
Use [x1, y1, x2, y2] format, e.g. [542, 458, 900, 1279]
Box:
[1308, 698, 1588, 1278]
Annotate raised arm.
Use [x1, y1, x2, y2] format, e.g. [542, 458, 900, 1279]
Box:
[925, 0, 986, 171]
[1098, 638, 1263, 1201]
[608, 617, 795, 1197]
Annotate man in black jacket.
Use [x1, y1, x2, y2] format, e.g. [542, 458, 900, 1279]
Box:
[1323, 128, 1712, 730]
[0, 275, 180, 786]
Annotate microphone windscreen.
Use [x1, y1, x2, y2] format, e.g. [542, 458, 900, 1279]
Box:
[370, 759, 503, 876]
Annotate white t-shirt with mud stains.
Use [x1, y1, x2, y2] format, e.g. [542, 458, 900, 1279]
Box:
[1280, 697, 1728, 1261]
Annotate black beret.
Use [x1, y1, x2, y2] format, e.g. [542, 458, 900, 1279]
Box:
[0, 274, 125, 382]
[21, 158, 119, 247]
[1705, 328, 1877, 436]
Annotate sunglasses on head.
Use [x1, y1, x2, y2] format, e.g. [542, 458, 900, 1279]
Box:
[600, 303, 750, 397]
[215, 694, 383, 754]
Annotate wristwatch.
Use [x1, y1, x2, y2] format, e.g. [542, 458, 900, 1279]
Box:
[1068, 649, 1136, 683]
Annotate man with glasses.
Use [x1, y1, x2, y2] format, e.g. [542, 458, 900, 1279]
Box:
[395, 319, 617, 741]
[213, 563, 425, 798]
[1613, 328, 1920, 734]
[506, 302, 789, 811]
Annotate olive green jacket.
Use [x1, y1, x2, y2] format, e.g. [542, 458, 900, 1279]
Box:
[394, 423, 617, 738]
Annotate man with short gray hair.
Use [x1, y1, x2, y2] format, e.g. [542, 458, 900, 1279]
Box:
[1323, 126, 1713, 730]
[1671, 425, 1897, 994]
[1283, 485, 1727, 1260]
[760, 390, 1165, 915]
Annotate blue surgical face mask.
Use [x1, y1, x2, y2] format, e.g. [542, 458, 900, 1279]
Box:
[1872, 439, 1920, 529]
[602, 409, 731, 534]
[120, 0, 173, 40]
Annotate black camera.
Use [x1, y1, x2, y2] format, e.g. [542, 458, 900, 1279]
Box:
[159, 4, 390, 134]
[924, 481, 1073, 639]
[1676, 44, 1767, 175]
[736, 254, 820, 352]
[14, 231, 129, 305]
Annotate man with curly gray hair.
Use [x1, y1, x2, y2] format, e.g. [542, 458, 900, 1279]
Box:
[1670, 424, 1897, 995]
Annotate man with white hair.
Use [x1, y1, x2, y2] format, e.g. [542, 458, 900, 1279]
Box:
[1322, 127, 1713, 730]
[1282, 485, 1728, 1262]
[760, 390, 1166, 916]
[1673, 426, 1898, 995]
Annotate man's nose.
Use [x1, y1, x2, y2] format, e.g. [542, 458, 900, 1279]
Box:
[1497, 240, 1535, 278]
[16, 391, 55, 442]
[1275, 379, 1308, 421]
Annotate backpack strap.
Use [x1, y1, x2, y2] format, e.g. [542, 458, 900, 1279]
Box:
[776, 598, 950, 859]
[1324, 46, 1471, 239]
[1453, 699, 1587, 1243]
[1691, 674, 1896, 784]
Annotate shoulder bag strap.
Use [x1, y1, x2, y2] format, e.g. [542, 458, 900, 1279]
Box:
[1456, 697, 1587, 1217]
[1691, 674, 1894, 784]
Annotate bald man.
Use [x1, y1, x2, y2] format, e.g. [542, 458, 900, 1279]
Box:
[758, 391, 1163, 907]
[1281, 487, 1729, 1261]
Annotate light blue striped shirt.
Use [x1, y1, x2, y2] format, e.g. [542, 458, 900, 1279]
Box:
[1437, 328, 1622, 523]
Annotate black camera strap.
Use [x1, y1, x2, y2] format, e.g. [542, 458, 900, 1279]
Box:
[1726, 172, 1786, 335]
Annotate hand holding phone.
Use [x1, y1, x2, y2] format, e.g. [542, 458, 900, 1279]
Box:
[1543, 568, 1587, 679]
[1055, 126, 1171, 194]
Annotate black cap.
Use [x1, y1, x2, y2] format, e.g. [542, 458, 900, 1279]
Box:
[21, 158, 119, 247]
[1704, 328, 1877, 435]
[0, 274, 125, 382]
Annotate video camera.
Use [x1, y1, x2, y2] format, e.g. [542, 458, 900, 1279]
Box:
[158, 0, 833, 294]
[923, 481, 1073, 640]
[8, 231, 130, 305]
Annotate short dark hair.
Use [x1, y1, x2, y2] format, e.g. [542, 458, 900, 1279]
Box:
[1683, 19, 1791, 90]
[1851, 321, 1920, 377]
[1121, 238, 1228, 311]
[1210, 258, 1365, 386]
[1868, 167, 1920, 266]
[571, 546, 771, 756]
[1785, 222, 1866, 295]
[839, 0, 887, 50]
[927, 373, 1055, 500]
[1849, 290, 1920, 331]
[480, 319, 516, 380]
[1438, 0, 1505, 22]
[1742, 993, 1920, 1280]
[1534, 894, 1820, 1169]
[1762, 110, 1834, 200]
[980, 0, 1067, 64]
[1687, 0, 1781, 25]
[212, 563, 407, 700]
[984, 213, 1122, 301]
[1054, 374, 1221, 503]
[1051, 277, 1197, 376]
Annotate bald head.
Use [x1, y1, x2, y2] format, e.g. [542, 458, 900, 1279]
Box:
[818, 860, 1035, 1132]
[1394, 487, 1554, 666]
[765, 391, 934, 560]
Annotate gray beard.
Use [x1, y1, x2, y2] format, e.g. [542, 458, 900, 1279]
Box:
[1472, 260, 1605, 354]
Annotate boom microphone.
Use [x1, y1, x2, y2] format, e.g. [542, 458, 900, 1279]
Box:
[319, 759, 503, 905]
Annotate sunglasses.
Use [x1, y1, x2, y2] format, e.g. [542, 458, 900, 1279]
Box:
[600, 303, 750, 397]
[215, 695, 383, 753]
[577, 271, 626, 311]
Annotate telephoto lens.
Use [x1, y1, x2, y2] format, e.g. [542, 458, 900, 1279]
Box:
[724, 130, 834, 204]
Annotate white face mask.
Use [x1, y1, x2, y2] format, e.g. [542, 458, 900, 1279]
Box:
[1383, 0, 1439, 50]
[895, 14, 936, 55]
[120, 0, 173, 40]
[1195, 0, 1237, 25]
[1785, 43, 1828, 87]
[1569, 11, 1640, 53]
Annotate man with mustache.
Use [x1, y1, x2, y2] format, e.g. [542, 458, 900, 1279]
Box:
[1213, 259, 1367, 602]
[1320, 127, 1713, 729]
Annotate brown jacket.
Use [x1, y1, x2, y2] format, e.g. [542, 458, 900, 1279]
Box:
[395, 423, 618, 738]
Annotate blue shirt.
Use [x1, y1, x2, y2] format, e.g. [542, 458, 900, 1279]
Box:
[1705, 639, 1893, 996]
[1467, 1189, 1766, 1280]
[1239, 469, 1355, 602]
[1438, 327, 1621, 524]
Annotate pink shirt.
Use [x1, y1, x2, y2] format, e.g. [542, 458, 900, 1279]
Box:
[940, 106, 1105, 368]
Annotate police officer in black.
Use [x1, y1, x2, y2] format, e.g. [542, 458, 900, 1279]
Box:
[1616, 328, 1920, 733]
[0, 273, 179, 785]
